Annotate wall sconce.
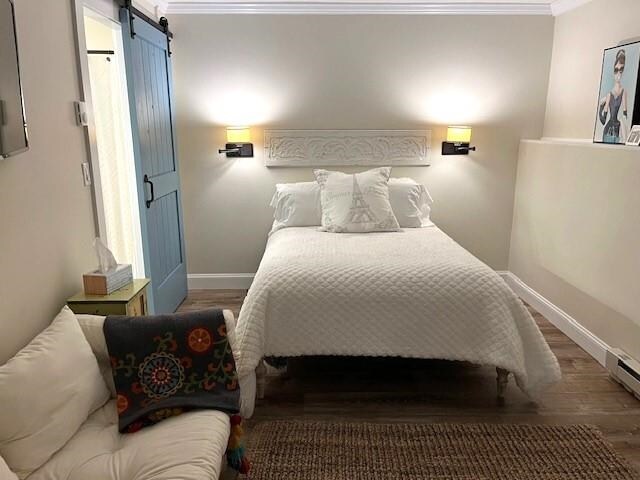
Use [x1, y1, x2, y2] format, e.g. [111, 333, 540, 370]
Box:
[442, 126, 476, 155]
[218, 126, 254, 157]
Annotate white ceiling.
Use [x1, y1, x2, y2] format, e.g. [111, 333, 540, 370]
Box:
[155, 0, 593, 16]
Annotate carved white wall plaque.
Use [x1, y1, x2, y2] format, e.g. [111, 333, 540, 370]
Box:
[264, 130, 431, 167]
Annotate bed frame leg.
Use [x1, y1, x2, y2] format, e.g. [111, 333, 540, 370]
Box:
[256, 360, 267, 400]
[496, 367, 510, 400]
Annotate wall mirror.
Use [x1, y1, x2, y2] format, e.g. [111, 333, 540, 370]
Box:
[0, 0, 28, 159]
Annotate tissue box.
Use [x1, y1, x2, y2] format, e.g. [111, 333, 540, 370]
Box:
[83, 264, 133, 295]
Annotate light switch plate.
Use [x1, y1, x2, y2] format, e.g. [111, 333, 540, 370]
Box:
[81, 162, 92, 186]
[74, 101, 88, 126]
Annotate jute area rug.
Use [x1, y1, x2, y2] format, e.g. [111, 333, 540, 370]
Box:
[247, 421, 638, 480]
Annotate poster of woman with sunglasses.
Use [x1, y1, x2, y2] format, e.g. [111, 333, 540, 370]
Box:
[594, 42, 640, 144]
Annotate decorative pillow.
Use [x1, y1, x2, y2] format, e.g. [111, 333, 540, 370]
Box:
[103, 309, 240, 433]
[270, 178, 434, 231]
[269, 182, 321, 233]
[0, 307, 110, 478]
[388, 178, 434, 228]
[314, 167, 400, 233]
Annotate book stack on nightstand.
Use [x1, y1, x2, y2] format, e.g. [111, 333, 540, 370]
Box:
[67, 279, 151, 317]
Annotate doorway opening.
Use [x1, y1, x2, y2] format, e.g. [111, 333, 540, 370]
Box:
[82, 7, 144, 278]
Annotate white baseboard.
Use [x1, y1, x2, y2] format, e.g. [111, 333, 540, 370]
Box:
[187, 273, 254, 290]
[500, 271, 609, 366]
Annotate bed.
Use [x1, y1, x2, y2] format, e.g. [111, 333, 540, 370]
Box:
[234, 225, 561, 414]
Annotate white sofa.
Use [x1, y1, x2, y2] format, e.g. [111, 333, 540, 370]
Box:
[0, 307, 254, 480]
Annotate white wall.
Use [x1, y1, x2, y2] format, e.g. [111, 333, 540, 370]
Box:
[169, 14, 554, 275]
[543, 0, 640, 139]
[510, 0, 640, 359]
[0, 1, 97, 363]
[510, 140, 640, 359]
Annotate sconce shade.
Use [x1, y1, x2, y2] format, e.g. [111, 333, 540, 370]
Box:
[219, 126, 254, 157]
[447, 126, 472, 143]
[226, 127, 251, 143]
[442, 126, 475, 155]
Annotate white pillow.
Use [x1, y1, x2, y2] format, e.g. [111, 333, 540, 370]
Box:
[314, 167, 400, 233]
[270, 182, 321, 233]
[0, 307, 110, 478]
[0, 456, 17, 480]
[270, 178, 434, 230]
[388, 178, 434, 228]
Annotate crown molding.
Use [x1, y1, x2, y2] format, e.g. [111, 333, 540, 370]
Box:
[134, 0, 169, 17]
[165, 1, 553, 15]
[550, 0, 593, 16]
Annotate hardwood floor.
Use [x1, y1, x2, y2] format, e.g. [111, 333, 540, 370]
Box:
[178, 290, 640, 470]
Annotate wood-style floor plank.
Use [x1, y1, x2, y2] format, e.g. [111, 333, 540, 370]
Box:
[178, 290, 640, 471]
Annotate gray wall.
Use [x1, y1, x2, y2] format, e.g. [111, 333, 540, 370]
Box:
[169, 14, 555, 275]
[0, 1, 97, 363]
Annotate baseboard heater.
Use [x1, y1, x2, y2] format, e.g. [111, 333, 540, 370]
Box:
[606, 349, 640, 400]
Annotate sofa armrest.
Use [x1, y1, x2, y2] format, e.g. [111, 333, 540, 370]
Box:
[0, 455, 18, 480]
[75, 314, 116, 398]
[222, 311, 255, 418]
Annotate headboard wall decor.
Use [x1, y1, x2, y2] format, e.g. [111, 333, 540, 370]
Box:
[264, 130, 431, 167]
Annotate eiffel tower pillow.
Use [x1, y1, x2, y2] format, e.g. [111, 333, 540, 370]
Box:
[314, 167, 400, 233]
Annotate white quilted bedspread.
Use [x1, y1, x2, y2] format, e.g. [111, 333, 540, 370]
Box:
[235, 227, 561, 395]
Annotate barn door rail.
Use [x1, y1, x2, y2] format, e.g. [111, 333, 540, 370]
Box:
[118, 0, 174, 41]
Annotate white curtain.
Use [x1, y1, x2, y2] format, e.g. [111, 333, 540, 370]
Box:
[88, 53, 144, 277]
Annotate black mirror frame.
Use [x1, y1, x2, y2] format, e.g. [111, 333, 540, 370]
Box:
[0, 0, 29, 160]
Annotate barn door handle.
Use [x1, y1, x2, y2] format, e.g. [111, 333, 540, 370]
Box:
[144, 175, 154, 208]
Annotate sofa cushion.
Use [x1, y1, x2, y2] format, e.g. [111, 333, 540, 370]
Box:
[0, 307, 110, 479]
[27, 400, 231, 480]
[0, 455, 18, 480]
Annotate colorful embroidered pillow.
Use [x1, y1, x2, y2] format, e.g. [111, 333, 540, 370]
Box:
[314, 167, 400, 233]
[103, 309, 240, 433]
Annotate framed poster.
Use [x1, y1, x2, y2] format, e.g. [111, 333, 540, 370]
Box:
[593, 41, 640, 145]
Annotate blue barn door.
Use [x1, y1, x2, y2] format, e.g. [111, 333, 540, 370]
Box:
[120, 8, 187, 314]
